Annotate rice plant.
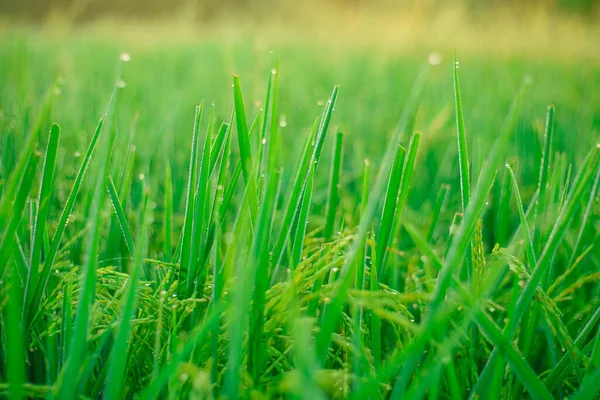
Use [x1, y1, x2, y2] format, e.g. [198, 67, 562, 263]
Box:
[1, 39, 600, 400]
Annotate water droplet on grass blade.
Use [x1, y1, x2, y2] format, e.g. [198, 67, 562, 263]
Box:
[120, 52, 131, 62]
[116, 79, 127, 88]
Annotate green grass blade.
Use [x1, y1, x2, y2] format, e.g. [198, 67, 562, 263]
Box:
[535, 105, 555, 232]
[376, 145, 406, 275]
[292, 165, 315, 268]
[106, 175, 135, 260]
[506, 163, 537, 267]
[26, 117, 106, 328]
[0, 84, 56, 225]
[6, 266, 25, 400]
[23, 124, 60, 322]
[163, 161, 173, 262]
[471, 143, 600, 398]
[104, 191, 149, 399]
[453, 55, 471, 211]
[473, 310, 553, 400]
[139, 302, 222, 400]
[566, 163, 600, 269]
[0, 152, 41, 278]
[186, 106, 213, 298]
[355, 159, 371, 292]
[232, 75, 258, 216]
[427, 184, 449, 243]
[248, 170, 281, 385]
[56, 84, 121, 400]
[394, 79, 528, 397]
[178, 103, 203, 277]
[323, 131, 343, 240]
[315, 69, 426, 366]
[271, 86, 338, 281]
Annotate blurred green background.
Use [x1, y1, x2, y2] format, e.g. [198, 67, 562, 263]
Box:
[1, 0, 599, 22]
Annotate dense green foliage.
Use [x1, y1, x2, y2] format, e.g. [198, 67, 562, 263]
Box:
[1, 33, 600, 399]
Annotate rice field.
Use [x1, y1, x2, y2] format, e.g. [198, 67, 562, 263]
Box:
[1, 28, 600, 399]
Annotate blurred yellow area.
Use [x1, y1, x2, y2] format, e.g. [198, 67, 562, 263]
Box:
[1, 0, 599, 60]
